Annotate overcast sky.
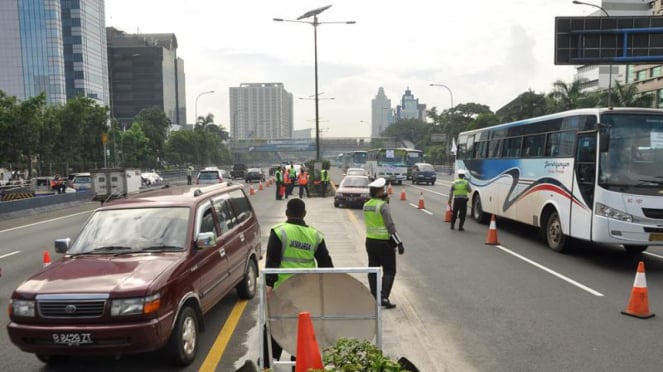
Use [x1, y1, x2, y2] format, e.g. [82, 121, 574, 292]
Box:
[105, 0, 596, 138]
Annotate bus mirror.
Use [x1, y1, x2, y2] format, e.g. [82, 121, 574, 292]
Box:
[599, 132, 610, 152]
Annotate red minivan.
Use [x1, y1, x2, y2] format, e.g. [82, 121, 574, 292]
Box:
[7, 183, 261, 366]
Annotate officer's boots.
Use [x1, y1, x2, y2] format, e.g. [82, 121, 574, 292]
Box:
[381, 275, 396, 309]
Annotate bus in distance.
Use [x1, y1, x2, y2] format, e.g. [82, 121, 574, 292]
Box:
[455, 108, 663, 254]
[340, 151, 368, 170]
[366, 148, 408, 185]
[404, 148, 424, 179]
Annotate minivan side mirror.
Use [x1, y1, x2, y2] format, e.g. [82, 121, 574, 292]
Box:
[196, 232, 216, 250]
[54, 238, 71, 254]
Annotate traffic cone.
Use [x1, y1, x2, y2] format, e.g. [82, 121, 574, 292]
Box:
[418, 192, 425, 209]
[444, 201, 452, 223]
[400, 187, 406, 201]
[387, 182, 393, 195]
[43, 251, 51, 268]
[295, 311, 323, 372]
[485, 215, 499, 245]
[249, 184, 255, 195]
[621, 261, 655, 319]
[258, 181, 263, 191]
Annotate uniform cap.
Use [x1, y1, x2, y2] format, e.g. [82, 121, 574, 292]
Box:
[368, 177, 386, 188]
[457, 169, 466, 175]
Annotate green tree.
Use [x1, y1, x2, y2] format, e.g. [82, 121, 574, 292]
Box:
[604, 81, 654, 107]
[381, 118, 430, 149]
[498, 90, 548, 122]
[164, 129, 197, 167]
[121, 123, 150, 168]
[133, 107, 170, 168]
[15, 93, 47, 177]
[547, 78, 598, 112]
[57, 96, 108, 173]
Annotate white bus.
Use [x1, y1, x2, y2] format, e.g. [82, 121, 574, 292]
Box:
[366, 148, 408, 185]
[340, 151, 368, 170]
[456, 108, 663, 253]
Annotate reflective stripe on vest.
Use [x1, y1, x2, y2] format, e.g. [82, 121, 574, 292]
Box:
[452, 179, 469, 198]
[273, 222, 322, 289]
[320, 169, 329, 182]
[363, 199, 389, 240]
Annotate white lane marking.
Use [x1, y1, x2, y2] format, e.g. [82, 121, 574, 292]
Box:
[406, 203, 435, 215]
[644, 251, 663, 260]
[0, 210, 92, 234]
[409, 184, 450, 198]
[496, 245, 605, 297]
[0, 250, 21, 259]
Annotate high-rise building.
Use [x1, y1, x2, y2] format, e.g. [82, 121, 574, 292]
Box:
[396, 88, 426, 121]
[106, 27, 186, 127]
[60, 0, 108, 105]
[0, 0, 67, 105]
[371, 87, 393, 138]
[229, 83, 293, 140]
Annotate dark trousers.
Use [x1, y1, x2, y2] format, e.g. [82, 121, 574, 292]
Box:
[285, 183, 294, 198]
[187, 175, 192, 185]
[275, 182, 283, 200]
[451, 197, 468, 228]
[321, 181, 328, 197]
[262, 325, 295, 369]
[366, 238, 396, 300]
[298, 183, 309, 198]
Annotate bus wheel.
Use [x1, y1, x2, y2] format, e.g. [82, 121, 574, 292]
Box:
[624, 245, 648, 254]
[545, 211, 567, 252]
[472, 196, 489, 224]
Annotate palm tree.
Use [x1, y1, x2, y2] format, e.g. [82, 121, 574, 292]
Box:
[604, 81, 654, 108]
[547, 78, 598, 112]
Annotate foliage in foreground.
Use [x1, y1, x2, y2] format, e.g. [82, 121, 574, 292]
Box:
[319, 338, 407, 372]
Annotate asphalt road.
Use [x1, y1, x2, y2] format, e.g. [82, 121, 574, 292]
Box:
[1, 169, 663, 371]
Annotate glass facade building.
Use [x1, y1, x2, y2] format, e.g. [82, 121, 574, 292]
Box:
[0, 0, 66, 105]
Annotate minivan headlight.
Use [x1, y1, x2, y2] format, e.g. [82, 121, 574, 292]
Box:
[595, 202, 633, 222]
[10, 299, 36, 317]
[111, 293, 161, 316]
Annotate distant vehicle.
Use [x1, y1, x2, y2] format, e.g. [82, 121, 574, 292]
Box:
[345, 167, 368, 177]
[334, 175, 370, 208]
[91, 169, 142, 201]
[366, 148, 408, 185]
[410, 163, 436, 185]
[71, 172, 92, 190]
[340, 151, 368, 170]
[197, 168, 224, 185]
[245, 168, 265, 183]
[141, 171, 163, 186]
[7, 182, 261, 366]
[230, 164, 247, 179]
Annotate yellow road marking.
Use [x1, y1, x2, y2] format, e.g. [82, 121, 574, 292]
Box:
[199, 299, 249, 372]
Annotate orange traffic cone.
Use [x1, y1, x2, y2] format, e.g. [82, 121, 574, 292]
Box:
[43, 251, 51, 268]
[400, 187, 406, 201]
[249, 184, 255, 195]
[418, 192, 425, 209]
[258, 181, 263, 191]
[621, 261, 655, 319]
[387, 182, 393, 195]
[485, 215, 499, 245]
[444, 201, 452, 223]
[295, 311, 323, 372]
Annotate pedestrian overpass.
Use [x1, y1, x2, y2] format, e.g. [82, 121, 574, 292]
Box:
[228, 137, 399, 160]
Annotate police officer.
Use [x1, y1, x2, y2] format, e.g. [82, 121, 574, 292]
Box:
[186, 166, 193, 185]
[319, 166, 330, 197]
[274, 166, 283, 200]
[263, 198, 334, 368]
[449, 169, 472, 231]
[363, 177, 404, 309]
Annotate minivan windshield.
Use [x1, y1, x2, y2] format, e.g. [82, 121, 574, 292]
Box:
[68, 207, 189, 254]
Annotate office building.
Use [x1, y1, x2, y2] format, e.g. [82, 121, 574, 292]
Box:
[396, 88, 426, 121]
[229, 83, 293, 140]
[371, 87, 393, 138]
[106, 27, 186, 128]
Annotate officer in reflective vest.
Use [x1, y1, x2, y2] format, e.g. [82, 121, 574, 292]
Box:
[320, 167, 330, 197]
[297, 168, 309, 198]
[363, 177, 405, 309]
[263, 198, 333, 367]
[449, 169, 472, 231]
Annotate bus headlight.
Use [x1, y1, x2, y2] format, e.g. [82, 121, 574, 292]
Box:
[595, 203, 633, 222]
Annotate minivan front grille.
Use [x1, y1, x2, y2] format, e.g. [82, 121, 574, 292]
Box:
[36, 294, 109, 318]
[642, 208, 663, 219]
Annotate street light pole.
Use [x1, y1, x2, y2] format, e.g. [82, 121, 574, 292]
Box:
[572, 0, 612, 107]
[274, 5, 355, 161]
[430, 83, 455, 170]
[195, 90, 215, 125]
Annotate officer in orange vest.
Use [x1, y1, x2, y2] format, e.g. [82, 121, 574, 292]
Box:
[297, 167, 309, 198]
[282, 167, 292, 199]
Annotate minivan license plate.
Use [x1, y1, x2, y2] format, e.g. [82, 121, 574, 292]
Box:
[52, 333, 92, 346]
[649, 233, 663, 241]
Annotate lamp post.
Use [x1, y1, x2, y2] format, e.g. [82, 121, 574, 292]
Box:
[195, 90, 215, 125]
[274, 5, 355, 161]
[572, 0, 613, 107]
[430, 83, 455, 169]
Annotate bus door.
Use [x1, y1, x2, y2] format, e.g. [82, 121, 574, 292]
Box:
[571, 132, 596, 240]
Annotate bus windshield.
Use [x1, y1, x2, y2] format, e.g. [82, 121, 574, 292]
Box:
[353, 151, 368, 165]
[406, 150, 423, 166]
[378, 149, 407, 166]
[599, 113, 663, 195]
